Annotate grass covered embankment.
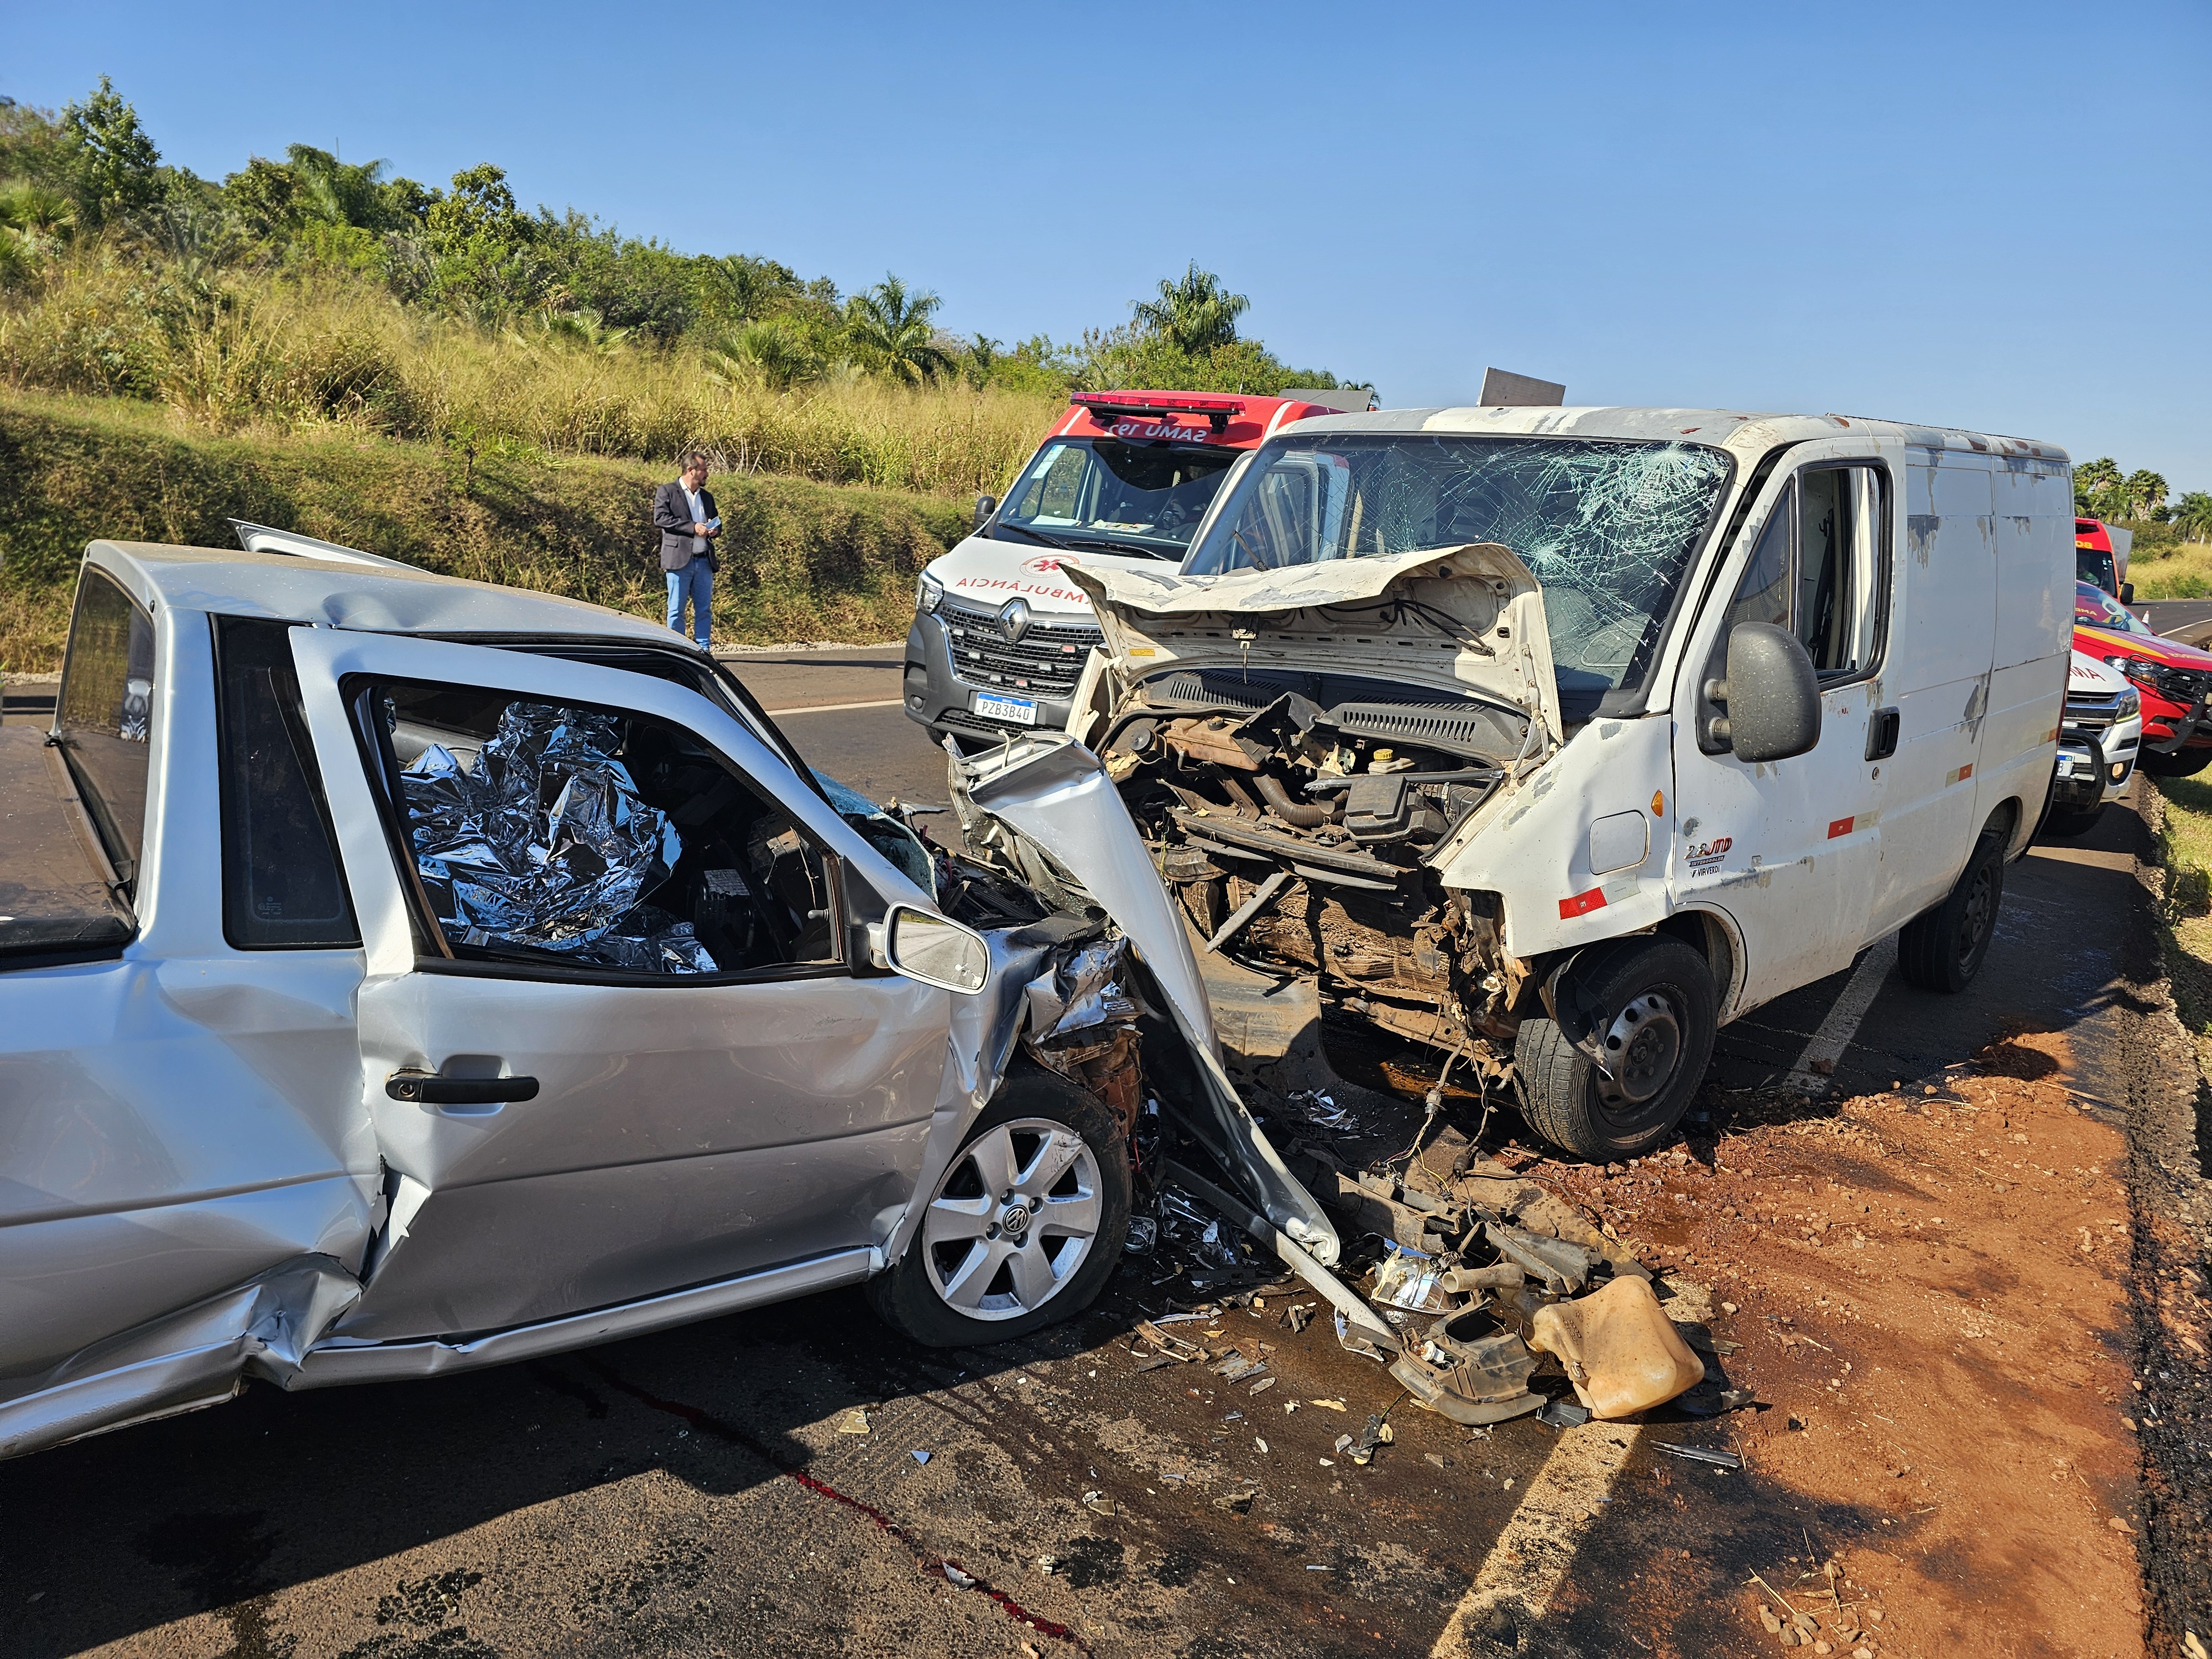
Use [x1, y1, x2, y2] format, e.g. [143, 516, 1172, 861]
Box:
[0, 389, 968, 671]
[2152, 773, 2212, 1080]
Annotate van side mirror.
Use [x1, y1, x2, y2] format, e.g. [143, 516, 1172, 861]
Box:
[875, 902, 989, 993]
[1703, 622, 1822, 763]
[2121, 582, 2135, 605]
[974, 494, 998, 533]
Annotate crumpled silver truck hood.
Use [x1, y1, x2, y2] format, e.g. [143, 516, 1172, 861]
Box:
[1061, 542, 1566, 747]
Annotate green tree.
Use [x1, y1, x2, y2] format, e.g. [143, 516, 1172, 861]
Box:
[705, 316, 826, 391]
[2124, 468, 2171, 523]
[2173, 492, 2212, 544]
[1131, 263, 1249, 354]
[59, 76, 163, 226]
[2074, 457, 2121, 519]
[0, 182, 76, 247]
[843, 274, 950, 383]
[423, 164, 542, 324]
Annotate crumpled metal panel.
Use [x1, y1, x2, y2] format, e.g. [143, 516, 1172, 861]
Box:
[1060, 542, 1566, 748]
[400, 701, 713, 973]
[949, 733, 1342, 1268]
[0, 1257, 358, 1459]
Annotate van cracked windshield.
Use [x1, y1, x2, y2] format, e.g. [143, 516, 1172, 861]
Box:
[1180, 432, 1734, 717]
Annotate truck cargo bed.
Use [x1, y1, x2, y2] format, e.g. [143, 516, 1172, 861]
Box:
[0, 724, 133, 959]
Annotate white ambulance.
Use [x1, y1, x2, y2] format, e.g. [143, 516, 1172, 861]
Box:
[903, 389, 1368, 743]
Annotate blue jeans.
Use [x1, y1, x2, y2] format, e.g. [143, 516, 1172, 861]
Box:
[666, 561, 712, 647]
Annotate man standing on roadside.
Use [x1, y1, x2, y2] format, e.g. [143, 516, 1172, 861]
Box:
[653, 450, 721, 649]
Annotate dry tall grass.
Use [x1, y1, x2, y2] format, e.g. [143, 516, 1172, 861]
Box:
[0, 250, 1064, 497]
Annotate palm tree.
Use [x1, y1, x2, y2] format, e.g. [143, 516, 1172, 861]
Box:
[705, 317, 825, 392]
[2124, 469, 2170, 523]
[843, 274, 950, 384]
[2074, 457, 2120, 518]
[2174, 492, 2212, 545]
[0, 184, 76, 248]
[1132, 263, 1249, 355]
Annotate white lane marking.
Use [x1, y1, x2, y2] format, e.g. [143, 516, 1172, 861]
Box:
[1428, 1422, 1642, 1651]
[763, 697, 908, 716]
[1780, 931, 1898, 1095]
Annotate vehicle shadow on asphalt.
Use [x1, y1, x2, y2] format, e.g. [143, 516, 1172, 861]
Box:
[0, 1288, 1076, 1657]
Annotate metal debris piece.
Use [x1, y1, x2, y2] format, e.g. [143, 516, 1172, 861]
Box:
[1281, 1302, 1314, 1334]
[1123, 1215, 1159, 1255]
[1537, 1399, 1593, 1429]
[835, 1407, 870, 1436]
[1249, 1376, 1277, 1396]
[1081, 1489, 1117, 1515]
[1653, 1442, 1742, 1469]
[1484, 1220, 1598, 1295]
[1135, 1321, 1206, 1363]
[1212, 1353, 1266, 1383]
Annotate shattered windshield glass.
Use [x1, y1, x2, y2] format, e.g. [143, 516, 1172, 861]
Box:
[1182, 434, 1733, 696]
[995, 439, 1240, 559]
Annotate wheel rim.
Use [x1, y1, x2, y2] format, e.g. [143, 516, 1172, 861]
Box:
[1594, 992, 1683, 1109]
[1955, 863, 1996, 968]
[920, 1118, 1103, 1322]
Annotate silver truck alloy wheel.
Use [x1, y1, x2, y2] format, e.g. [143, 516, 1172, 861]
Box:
[1594, 992, 1682, 1109]
[921, 1118, 1103, 1321]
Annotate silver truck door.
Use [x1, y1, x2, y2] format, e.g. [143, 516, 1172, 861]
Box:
[1671, 441, 1898, 1009]
[286, 629, 950, 1343]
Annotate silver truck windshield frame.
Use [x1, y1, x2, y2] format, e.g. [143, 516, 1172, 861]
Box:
[1182, 432, 1735, 710]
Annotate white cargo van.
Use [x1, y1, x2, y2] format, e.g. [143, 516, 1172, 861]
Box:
[1068, 407, 2074, 1159]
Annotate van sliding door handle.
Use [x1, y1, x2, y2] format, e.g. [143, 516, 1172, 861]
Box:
[385, 1072, 540, 1105]
[1866, 707, 1901, 762]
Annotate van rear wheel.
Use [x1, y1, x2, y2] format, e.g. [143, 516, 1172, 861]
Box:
[1898, 829, 2005, 993]
[1513, 938, 1717, 1162]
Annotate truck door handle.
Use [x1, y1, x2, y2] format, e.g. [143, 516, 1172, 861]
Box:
[1866, 707, 1900, 762]
[385, 1072, 540, 1105]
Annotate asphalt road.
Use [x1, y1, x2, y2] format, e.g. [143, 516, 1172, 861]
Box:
[2131, 599, 2212, 646]
[0, 685, 2164, 1658]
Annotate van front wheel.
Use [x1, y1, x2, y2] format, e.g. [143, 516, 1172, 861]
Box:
[1898, 830, 2005, 993]
[1513, 938, 1717, 1162]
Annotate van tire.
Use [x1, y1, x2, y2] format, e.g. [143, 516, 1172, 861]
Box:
[1898, 830, 2005, 993]
[1512, 938, 1717, 1162]
[868, 1067, 1130, 1349]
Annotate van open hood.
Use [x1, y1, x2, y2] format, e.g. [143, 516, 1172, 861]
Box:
[1060, 543, 1566, 746]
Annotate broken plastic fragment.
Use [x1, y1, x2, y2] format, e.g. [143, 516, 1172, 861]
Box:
[1528, 1274, 1705, 1420]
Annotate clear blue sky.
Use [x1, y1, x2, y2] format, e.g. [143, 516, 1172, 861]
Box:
[8, 2, 2208, 486]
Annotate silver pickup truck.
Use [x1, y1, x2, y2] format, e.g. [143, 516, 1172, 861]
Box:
[0, 536, 1349, 1460]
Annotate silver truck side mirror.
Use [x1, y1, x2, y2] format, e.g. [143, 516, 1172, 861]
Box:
[974, 494, 998, 533]
[1704, 622, 1822, 763]
[876, 903, 989, 993]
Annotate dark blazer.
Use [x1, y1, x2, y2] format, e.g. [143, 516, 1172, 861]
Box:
[653, 481, 720, 572]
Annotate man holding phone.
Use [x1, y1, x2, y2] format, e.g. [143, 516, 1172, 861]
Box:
[653, 448, 722, 649]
